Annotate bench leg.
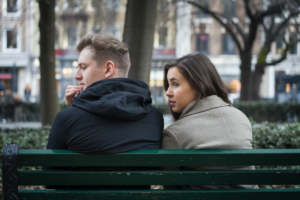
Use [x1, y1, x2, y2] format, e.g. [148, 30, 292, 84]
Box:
[2, 144, 19, 200]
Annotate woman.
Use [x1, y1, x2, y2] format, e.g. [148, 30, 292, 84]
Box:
[162, 53, 257, 190]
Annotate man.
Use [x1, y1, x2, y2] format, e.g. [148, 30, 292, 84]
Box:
[45, 34, 163, 188]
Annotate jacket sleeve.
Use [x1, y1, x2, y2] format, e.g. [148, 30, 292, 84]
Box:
[43, 112, 67, 189]
[46, 112, 67, 150]
[161, 128, 181, 189]
[43, 112, 66, 170]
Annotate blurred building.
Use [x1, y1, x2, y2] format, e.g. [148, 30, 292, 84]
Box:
[174, 0, 300, 102]
[0, 0, 33, 99]
[1, 0, 299, 103]
[31, 0, 176, 102]
[29, 0, 127, 100]
[150, 0, 176, 103]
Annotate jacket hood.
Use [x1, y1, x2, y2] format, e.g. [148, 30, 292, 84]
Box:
[72, 78, 153, 121]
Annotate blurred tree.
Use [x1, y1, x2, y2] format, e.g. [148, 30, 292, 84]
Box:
[38, 0, 59, 125]
[188, 0, 300, 101]
[123, 0, 158, 84]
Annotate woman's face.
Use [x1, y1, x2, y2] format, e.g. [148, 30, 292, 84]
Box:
[166, 67, 198, 113]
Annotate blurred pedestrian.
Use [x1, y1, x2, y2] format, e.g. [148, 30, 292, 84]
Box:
[0, 80, 5, 95]
[24, 84, 31, 102]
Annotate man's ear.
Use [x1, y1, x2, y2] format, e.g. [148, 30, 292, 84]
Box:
[104, 61, 116, 78]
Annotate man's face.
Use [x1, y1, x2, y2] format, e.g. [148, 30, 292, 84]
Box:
[75, 47, 106, 91]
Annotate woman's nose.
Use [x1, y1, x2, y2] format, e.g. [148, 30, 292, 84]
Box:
[166, 87, 172, 97]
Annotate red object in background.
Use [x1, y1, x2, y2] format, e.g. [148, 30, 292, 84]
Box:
[55, 49, 79, 56]
[0, 74, 12, 79]
[55, 49, 63, 56]
[153, 49, 176, 55]
[200, 35, 207, 41]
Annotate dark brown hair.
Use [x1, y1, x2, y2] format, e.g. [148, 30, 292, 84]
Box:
[164, 53, 231, 121]
[77, 34, 130, 76]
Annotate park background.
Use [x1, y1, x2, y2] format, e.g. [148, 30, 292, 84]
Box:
[0, 0, 300, 195]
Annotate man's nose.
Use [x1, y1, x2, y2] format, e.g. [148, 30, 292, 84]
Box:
[74, 70, 82, 80]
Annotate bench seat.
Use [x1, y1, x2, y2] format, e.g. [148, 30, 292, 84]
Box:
[2, 144, 300, 200]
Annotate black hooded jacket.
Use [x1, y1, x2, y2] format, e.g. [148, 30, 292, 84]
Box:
[47, 78, 164, 154]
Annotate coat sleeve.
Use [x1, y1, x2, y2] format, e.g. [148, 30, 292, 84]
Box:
[162, 129, 181, 149]
[161, 128, 181, 189]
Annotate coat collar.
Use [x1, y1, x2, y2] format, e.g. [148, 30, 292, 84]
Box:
[179, 95, 231, 120]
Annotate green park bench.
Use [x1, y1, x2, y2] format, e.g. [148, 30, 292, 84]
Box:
[2, 144, 300, 200]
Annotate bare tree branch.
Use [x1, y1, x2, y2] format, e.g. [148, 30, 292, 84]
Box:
[269, 15, 275, 33]
[272, 10, 300, 41]
[186, 0, 244, 55]
[262, 20, 268, 33]
[266, 38, 300, 66]
[257, 2, 285, 21]
[244, 0, 254, 20]
[232, 21, 246, 43]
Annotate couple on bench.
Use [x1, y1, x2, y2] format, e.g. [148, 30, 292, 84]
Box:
[44, 34, 257, 190]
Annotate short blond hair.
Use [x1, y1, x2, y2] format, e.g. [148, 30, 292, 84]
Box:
[77, 34, 130, 76]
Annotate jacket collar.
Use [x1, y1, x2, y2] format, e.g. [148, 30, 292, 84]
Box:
[179, 95, 231, 120]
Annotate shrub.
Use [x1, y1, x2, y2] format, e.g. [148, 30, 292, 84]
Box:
[252, 122, 300, 149]
[234, 101, 300, 122]
[4, 101, 300, 122]
[153, 102, 300, 122]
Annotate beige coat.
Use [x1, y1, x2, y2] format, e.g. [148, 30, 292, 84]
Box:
[162, 95, 258, 189]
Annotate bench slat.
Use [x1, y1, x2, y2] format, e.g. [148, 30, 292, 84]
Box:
[17, 149, 300, 166]
[18, 170, 300, 185]
[18, 189, 300, 200]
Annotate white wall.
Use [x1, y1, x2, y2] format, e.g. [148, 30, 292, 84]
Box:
[176, 2, 191, 58]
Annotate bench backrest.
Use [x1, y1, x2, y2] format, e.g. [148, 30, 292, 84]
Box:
[2, 144, 300, 200]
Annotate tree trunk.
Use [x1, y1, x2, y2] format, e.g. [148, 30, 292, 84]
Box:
[38, 0, 59, 125]
[239, 52, 253, 101]
[251, 45, 270, 100]
[251, 64, 266, 100]
[123, 0, 158, 84]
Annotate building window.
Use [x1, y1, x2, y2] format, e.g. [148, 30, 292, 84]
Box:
[55, 27, 59, 49]
[289, 34, 298, 54]
[159, 27, 168, 47]
[275, 36, 284, 54]
[223, 0, 236, 17]
[64, 0, 81, 11]
[2, 0, 21, 17]
[91, 0, 96, 7]
[196, 34, 209, 54]
[2, 27, 20, 52]
[7, 0, 17, 13]
[222, 34, 235, 54]
[106, 26, 121, 39]
[7, 30, 17, 49]
[106, 0, 120, 12]
[68, 0, 80, 8]
[68, 28, 77, 48]
[195, 0, 209, 18]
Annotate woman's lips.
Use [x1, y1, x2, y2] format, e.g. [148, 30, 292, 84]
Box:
[169, 100, 176, 106]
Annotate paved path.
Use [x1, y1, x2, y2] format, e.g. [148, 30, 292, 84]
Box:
[0, 115, 174, 129]
[0, 122, 42, 129]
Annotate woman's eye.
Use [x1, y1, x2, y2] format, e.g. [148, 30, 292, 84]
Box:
[173, 82, 178, 86]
